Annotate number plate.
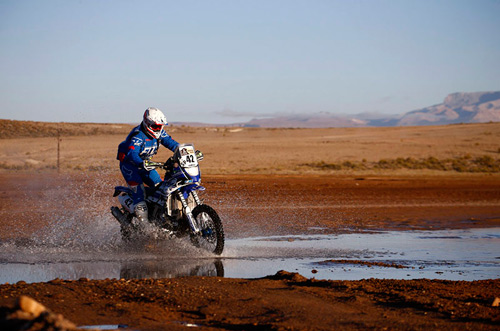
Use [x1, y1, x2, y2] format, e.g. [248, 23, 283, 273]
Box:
[178, 145, 198, 167]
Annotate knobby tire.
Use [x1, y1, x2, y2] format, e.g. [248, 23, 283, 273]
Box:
[191, 204, 225, 255]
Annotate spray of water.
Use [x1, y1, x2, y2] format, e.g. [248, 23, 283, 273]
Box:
[0, 170, 217, 265]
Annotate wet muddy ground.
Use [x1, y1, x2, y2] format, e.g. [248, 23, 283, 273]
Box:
[0, 172, 499, 330]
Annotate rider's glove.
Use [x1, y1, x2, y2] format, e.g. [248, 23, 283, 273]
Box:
[164, 157, 174, 173]
[143, 159, 155, 171]
[195, 150, 204, 161]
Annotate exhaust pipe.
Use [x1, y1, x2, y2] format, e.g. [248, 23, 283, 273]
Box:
[111, 206, 129, 225]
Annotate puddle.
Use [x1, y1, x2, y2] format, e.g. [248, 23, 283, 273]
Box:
[79, 325, 130, 330]
[0, 228, 498, 283]
[222, 227, 500, 281]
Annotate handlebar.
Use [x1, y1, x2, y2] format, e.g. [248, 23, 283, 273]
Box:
[143, 160, 165, 170]
[144, 149, 203, 171]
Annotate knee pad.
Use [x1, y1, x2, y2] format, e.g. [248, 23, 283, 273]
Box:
[134, 201, 148, 223]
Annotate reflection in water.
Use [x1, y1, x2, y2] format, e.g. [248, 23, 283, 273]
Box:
[0, 258, 224, 284]
[0, 228, 498, 283]
[120, 259, 224, 279]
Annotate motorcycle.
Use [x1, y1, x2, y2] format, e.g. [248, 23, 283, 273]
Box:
[110, 143, 224, 255]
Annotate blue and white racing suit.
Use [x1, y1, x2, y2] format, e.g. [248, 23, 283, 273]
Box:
[117, 125, 179, 206]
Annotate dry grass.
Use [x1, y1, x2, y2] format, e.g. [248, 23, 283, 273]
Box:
[1, 120, 499, 175]
[0, 119, 135, 139]
[302, 155, 500, 173]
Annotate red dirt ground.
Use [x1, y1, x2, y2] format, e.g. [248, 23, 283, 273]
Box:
[0, 172, 499, 330]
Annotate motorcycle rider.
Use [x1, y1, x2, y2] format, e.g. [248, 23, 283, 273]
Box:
[117, 107, 179, 223]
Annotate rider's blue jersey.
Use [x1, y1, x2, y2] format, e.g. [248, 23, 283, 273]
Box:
[117, 125, 179, 166]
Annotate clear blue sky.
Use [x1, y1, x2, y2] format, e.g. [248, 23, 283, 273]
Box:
[1, 0, 499, 124]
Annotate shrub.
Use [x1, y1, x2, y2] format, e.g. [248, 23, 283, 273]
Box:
[301, 155, 500, 173]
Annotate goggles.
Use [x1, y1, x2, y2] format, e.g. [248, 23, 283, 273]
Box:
[150, 124, 164, 132]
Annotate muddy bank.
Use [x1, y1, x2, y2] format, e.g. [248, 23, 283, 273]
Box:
[1, 271, 499, 330]
[1, 173, 499, 240]
[210, 174, 500, 236]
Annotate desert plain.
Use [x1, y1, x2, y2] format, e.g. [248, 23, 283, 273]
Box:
[0, 120, 499, 330]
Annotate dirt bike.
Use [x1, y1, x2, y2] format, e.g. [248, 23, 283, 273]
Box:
[111, 144, 224, 255]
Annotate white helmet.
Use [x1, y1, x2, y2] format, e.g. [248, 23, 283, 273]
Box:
[142, 107, 168, 139]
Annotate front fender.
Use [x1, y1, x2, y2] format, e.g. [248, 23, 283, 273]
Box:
[180, 183, 205, 199]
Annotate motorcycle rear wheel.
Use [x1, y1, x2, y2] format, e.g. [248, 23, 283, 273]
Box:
[191, 204, 225, 255]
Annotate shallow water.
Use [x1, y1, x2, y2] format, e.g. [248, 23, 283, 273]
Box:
[0, 228, 498, 284]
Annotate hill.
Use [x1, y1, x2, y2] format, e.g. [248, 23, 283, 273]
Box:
[392, 91, 500, 126]
[1, 92, 499, 132]
[0, 120, 134, 139]
[239, 91, 500, 128]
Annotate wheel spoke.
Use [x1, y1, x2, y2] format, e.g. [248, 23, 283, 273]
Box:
[191, 205, 224, 255]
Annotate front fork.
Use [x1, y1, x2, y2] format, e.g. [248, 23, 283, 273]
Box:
[177, 191, 202, 234]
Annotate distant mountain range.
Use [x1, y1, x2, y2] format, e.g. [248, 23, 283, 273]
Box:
[371, 91, 500, 127]
[175, 91, 500, 128]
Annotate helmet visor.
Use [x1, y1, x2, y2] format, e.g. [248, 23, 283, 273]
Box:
[150, 124, 164, 132]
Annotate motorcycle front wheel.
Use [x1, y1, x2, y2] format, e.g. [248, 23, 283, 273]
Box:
[190, 204, 225, 255]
